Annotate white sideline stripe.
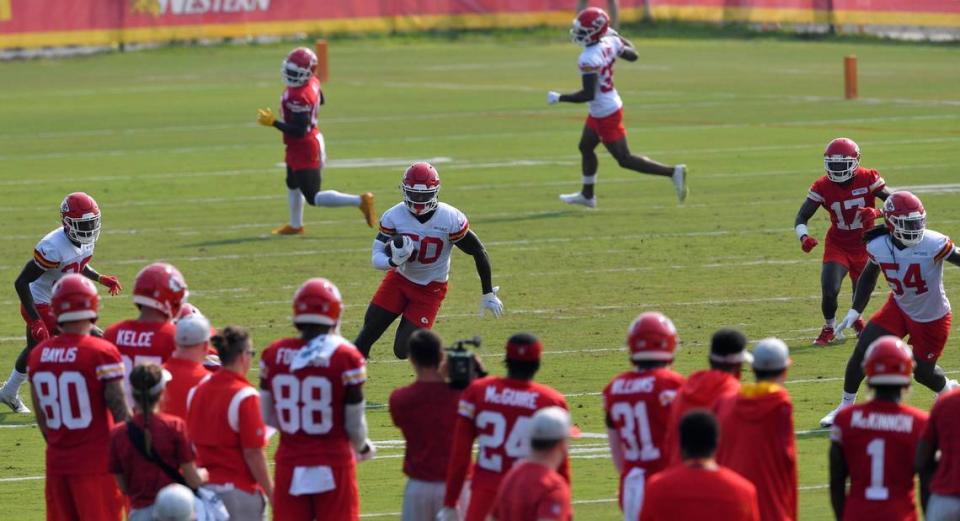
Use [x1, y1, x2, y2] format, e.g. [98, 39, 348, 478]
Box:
[894, 183, 960, 194]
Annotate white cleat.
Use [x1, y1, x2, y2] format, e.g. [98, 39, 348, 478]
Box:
[672, 164, 688, 203]
[559, 192, 596, 209]
[0, 386, 30, 414]
[819, 405, 846, 428]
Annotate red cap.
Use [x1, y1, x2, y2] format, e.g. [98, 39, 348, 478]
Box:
[506, 333, 542, 362]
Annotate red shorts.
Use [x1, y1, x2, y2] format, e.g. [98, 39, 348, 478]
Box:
[20, 303, 58, 335]
[464, 485, 498, 521]
[285, 132, 325, 171]
[823, 241, 869, 283]
[274, 462, 358, 521]
[870, 294, 952, 362]
[371, 270, 448, 328]
[585, 108, 627, 144]
[45, 473, 123, 521]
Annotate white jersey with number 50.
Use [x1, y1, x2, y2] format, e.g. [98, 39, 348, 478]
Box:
[578, 34, 625, 118]
[867, 230, 955, 322]
[378, 202, 469, 286]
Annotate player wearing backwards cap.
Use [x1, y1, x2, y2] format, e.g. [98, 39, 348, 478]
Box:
[161, 313, 215, 421]
[257, 47, 376, 235]
[1, 192, 122, 413]
[821, 191, 960, 427]
[661, 328, 750, 466]
[438, 333, 569, 521]
[794, 138, 889, 346]
[603, 313, 685, 521]
[547, 7, 687, 209]
[641, 410, 760, 521]
[28, 274, 129, 521]
[716, 338, 797, 521]
[831, 336, 928, 521]
[487, 406, 577, 521]
[104, 263, 187, 406]
[260, 278, 373, 521]
[356, 162, 503, 359]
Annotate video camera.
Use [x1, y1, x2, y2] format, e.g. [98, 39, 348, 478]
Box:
[445, 336, 488, 390]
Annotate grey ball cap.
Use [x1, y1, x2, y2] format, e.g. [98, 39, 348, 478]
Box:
[152, 483, 195, 521]
[529, 406, 580, 442]
[751, 337, 791, 371]
[175, 313, 211, 347]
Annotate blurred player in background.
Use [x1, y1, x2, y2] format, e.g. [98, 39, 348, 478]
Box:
[795, 138, 889, 346]
[29, 275, 129, 521]
[390, 330, 463, 521]
[662, 328, 750, 466]
[355, 162, 502, 359]
[1, 192, 122, 413]
[716, 338, 797, 521]
[104, 262, 187, 405]
[603, 312, 684, 521]
[822, 191, 960, 427]
[260, 278, 373, 521]
[831, 336, 927, 521]
[257, 47, 377, 235]
[919, 372, 960, 519]
[438, 333, 568, 521]
[547, 7, 687, 209]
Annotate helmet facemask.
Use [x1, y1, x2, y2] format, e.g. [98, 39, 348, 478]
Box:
[889, 212, 926, 246]
[402, 184, 439, 215]
[824, 155, 858, 183]
[282, 60, 312, 87]
[64, 213, 101, 244]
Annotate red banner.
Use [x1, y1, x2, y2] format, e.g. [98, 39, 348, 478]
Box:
[1, 0, 958, 49]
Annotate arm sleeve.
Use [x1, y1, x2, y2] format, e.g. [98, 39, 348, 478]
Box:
[344, 401, 369, 452]
[449, 210, 470, 242]
[443, 415, 477, 507]
[388, 390, 403, 429]
[238, 395, 267, 449]
[869, 170, 886, 193]
[578, 54, 603, 75]
[96, 346, 125, 382]
[32, 246, 59, 270]
[371, 238, 391, 270]
[806, 179, 826, 206]
[935, 237, 955, 262]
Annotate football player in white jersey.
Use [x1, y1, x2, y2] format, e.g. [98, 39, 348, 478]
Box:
[354, 162, 503, 359]
[0, 192, 123, 413]
[547, 7, 687, 208]
[820, 191, 960, 427]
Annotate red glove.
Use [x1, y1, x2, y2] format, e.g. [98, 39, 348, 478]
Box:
[99, 275, 122, 296]
[858, 206, 883, 222]
[800, 235, 819, 253]
[28, 318, 49, 343]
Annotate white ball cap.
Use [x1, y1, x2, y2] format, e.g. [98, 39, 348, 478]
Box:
[751, 337, 791, 371]
[175, 314, 211, 347]
[529, 406, 580, 442]
[152, 483, 195, 521]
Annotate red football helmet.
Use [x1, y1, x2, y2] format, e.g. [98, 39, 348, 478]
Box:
[133, 263, 188, 318]
[823, 138, 860, 183]
[282, 47, 317, 87]
[571, 7, 610, 47]
[61, 192, 101, 245]
[401, 162, 441, 216]
[863, 336, 913, 386]
[626, 312, 679, 362]
[175, 303, 201, 322]
[51, 274, 99, 324]
[883, 191, 926, 246]
[293, 278, 343, 326]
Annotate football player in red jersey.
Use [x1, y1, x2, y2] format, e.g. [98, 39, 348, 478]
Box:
[547, 8, 687, 208]
[830, 336, 928, 521]
[1, 192, 122, 414]
[794, 138, 890, 346]
[603, 312, 684, 521]
[28, 274, 129, 521]
[104, 262, 187, 404]
[260, 278, 373, 521]
[438, 333, 568, 521]
[257, 47, 377, 235]
[354, 162, 502, 359]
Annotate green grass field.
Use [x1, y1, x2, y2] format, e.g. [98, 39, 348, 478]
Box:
[1, 29, 959, 520]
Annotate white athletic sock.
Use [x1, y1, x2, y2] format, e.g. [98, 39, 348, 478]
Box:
[314, 190, 361, 207]
[840, 391, 857, 407]
[582, 174, 597, 185]
[1, 369, 27, 395]
[825, 318, 836, 328]
[287, 189, 304, 229]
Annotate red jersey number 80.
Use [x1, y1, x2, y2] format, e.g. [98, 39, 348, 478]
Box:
[32, 371, 93, 430]
[271, 374, 334, 435]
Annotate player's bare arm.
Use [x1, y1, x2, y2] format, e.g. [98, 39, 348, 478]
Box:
[268, 110, 311, 138]
[794, 198, 820, 252]
[557, 73, 598, 104]
[14, 260, 46, 321]
[617, 37, 639, 62]
[944, 246, 960, 268]
[344, 385, 374, 457]
[104, 380, 130, 422]
[828, 442, 848, 520]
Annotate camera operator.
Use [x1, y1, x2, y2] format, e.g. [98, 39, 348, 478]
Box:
[390, 330, 476, 521]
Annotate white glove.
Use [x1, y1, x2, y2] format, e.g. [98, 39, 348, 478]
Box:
[547, 91, 561, 105]
[835, 309, 861, 340]
[354, 439, 376, 462]
[436, 507, 458, 521]
[480, 286, 503, 318]
[390, 236, 415, 266]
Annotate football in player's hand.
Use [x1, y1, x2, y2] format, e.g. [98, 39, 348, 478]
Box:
[386, 235, 417, 260]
